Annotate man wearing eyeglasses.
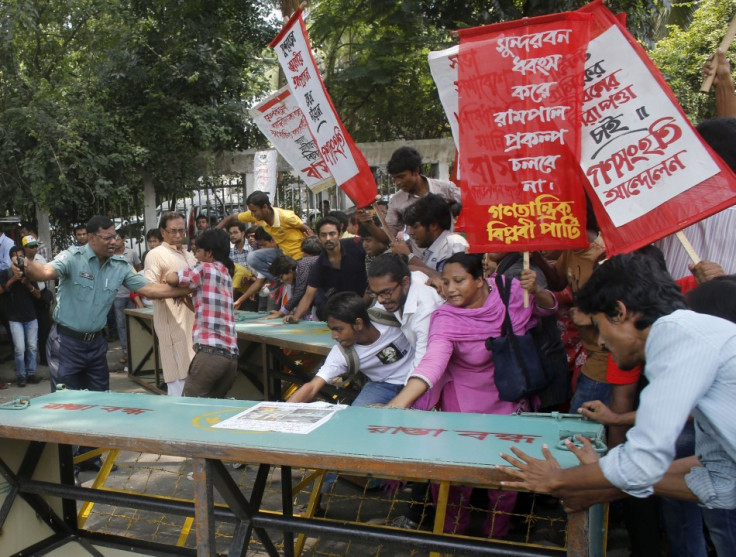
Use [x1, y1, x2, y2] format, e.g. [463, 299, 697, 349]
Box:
[366, 253, 443, 373]
[143, 212, 197, 397]
[366, 253, 444, 530]
[13, 215, 190, 393]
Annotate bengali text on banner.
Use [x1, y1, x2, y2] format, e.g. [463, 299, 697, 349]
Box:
[249, 87, 335, 194]
[456, 12, 592, 253]
[576, 0, 736, 255]
[269, 9, 377, 208]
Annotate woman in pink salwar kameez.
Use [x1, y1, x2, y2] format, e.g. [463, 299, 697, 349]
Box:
[386, 252, 557, 538]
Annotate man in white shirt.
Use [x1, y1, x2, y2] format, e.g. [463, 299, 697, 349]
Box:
[366, 253, 442, 371]
[144, 212, 197, 396]
[392, 194, 468, 289]
[656, 118, 736, 280]
[20, 222, 51, 262]
[366, 253, 443, 529]
[499, 254, 736, 553]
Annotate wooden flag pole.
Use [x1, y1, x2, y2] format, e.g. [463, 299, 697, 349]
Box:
[675, 230, 701, 265]
[700, 14, 736, 92]
[523, 251, 530, 308]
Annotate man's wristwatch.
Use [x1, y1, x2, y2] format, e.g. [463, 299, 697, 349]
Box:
[407, 253, 415, 262]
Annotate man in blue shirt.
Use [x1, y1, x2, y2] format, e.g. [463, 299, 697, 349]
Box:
[499, 253, 736, 554]
[0, 225, 18, 382]
[227, 220, 250, 266]
[15, 215, 188, 392]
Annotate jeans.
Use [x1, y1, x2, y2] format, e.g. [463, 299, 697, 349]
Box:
[246, 248, 281, 280]
[702, 507, 736, 557]
[660, 421, 708, 557]
[10, 319, 38, 378]
[351, 380, 404, 407]
[113, 296, 131, 356]
[570, 373, 612, 412]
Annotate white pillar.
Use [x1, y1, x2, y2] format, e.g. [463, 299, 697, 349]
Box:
[438, 161, 451, 181]
[143, 172, 157, 232]
[244, 170, 255, 197]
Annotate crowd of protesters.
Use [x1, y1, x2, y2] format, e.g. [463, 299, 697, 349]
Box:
[1, 52, 735, 557]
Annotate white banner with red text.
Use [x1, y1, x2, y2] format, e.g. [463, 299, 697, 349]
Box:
[253, 150, 278, 199]
[431, 0, 736, 255]
[269, 10, 377, 208]
[250, 87, 335, 194]
[576, 0, 736, 255]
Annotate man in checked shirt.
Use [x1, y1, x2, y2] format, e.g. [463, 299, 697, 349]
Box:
[165, 228, 238, 398]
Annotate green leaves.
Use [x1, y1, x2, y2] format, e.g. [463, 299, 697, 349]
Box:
[651, 0, 736, 124]
[0, 0, 276, 222]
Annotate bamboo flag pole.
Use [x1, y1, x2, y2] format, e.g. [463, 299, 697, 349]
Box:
[523, 251, 530, 308]
[675, 230, 701, 265]
[701, 14, 736, 93]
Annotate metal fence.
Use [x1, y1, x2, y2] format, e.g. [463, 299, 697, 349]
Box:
[38, 160, 446, 258]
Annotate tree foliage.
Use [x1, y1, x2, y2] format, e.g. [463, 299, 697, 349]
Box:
[307, 0, 449, 142]
[0, 0, 277, 221]
[306, 0, 670, 142]
[650, 0, 736, 125]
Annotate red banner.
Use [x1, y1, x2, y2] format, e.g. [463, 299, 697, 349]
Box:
[270, 10, 377, 208]
[577, 0, 736, 255]
[457, 12, 592, 253]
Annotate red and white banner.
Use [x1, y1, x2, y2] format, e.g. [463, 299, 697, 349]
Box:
[250, 87, 335, 194]
[456, 12, 592, 253]
[269, 9, 377, 208]
[577, 0, 736, 255]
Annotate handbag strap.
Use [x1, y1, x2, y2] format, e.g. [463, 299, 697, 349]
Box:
[494, 273, 534, 396]
[367, 306, 402, 327]
[494, 274, 514, 336]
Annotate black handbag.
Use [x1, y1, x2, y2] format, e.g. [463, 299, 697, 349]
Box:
[486, 274, 554, 402]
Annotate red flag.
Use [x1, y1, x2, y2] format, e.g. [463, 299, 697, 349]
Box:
[577, 0, 736, 255]
[457, 12, 592, 253]
[270, 10, 377, 208]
